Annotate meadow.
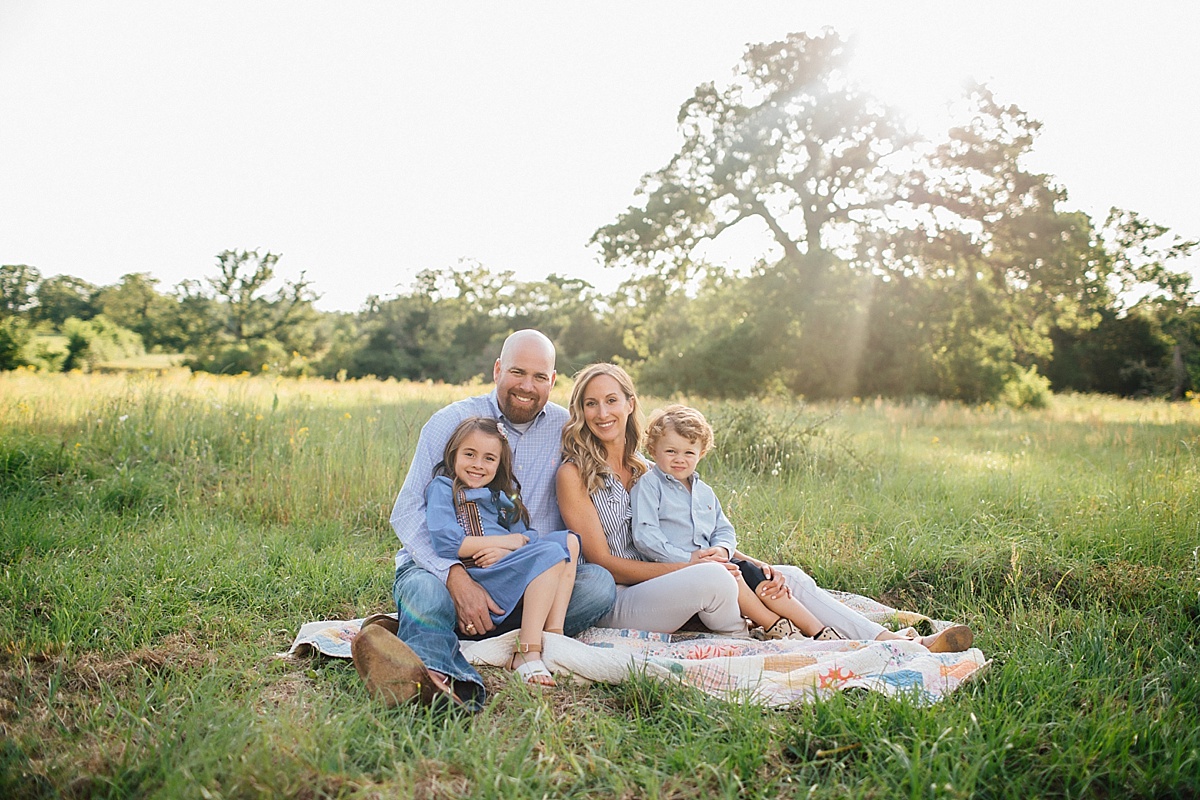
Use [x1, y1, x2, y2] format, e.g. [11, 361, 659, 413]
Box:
[2, 369, 1198, 799]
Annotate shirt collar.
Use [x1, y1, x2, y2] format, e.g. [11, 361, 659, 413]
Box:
[652, 464, 699, 487]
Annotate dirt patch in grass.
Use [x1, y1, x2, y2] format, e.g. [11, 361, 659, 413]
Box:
[0, 630, 217, 758]
[68, 631, 218, 691]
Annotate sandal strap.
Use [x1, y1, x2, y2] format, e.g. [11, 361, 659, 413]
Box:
[514, 640, 542, 654]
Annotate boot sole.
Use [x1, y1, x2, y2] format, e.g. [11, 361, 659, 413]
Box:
[926, 624, 974, 653]
[351, 622, 437, 707]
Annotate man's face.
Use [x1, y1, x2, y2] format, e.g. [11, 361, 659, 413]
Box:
[493, 341, 556, 424]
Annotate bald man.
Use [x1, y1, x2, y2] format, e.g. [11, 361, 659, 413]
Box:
[354, 330, 616, 710]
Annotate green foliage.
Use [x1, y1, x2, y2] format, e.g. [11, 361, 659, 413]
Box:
[5, 40, 1200, 401]
[188, 339, 289, 376]
[342, 263, 633, 384]
[703, 400, 859, 476]
[0, 316, 33, 370]
[999, 365, 1052, 409]
[1046, 309, 1170, 396]
[31, 274, 98, 326]
[0, 264, 41, 315]
[59, 315, 145, 372]
[592, 37, 1174, 405]
[179, 250, 322, 375]
[591, 31, 912, 274]
[93, 272, 184, 351]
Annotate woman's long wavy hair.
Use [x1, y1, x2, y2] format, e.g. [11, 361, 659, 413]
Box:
[433, 416, 530, 526]
[561, 363, 647, 493]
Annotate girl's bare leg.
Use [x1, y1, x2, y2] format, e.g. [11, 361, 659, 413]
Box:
[514, 562, 565, 670]
[544, 536, 579, 634]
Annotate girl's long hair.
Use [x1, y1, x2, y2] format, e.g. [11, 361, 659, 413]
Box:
[560, 363, 647, 493]
[433, 416, 530, 526]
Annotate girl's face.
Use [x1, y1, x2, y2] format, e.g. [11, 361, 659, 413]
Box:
[581, 373, 633, 446]
[453, 429, 503, 489]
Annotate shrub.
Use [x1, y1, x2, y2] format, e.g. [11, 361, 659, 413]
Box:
[0, 317, 32, 370]
[186, 339, 289, 375]
[60, 315, 145, 371]
[1000, 365, 1053, 409]
[703, 400, 860, 475]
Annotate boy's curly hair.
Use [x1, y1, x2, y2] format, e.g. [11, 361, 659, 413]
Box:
[645, 404, 714, 455]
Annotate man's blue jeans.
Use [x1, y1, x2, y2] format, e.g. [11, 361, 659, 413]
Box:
[392, 560, 616, 709]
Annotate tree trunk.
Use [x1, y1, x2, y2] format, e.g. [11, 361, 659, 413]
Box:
[1170, 341, 1187, 400]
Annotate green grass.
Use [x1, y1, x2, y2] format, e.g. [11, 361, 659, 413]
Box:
[2, 371, 1198, 798]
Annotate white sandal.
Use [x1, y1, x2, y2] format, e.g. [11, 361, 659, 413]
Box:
[511, 641, 555, 687]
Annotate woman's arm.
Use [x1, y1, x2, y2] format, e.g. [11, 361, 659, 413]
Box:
[556, 463, 686, 586]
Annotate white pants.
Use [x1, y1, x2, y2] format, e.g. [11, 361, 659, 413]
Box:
[600, 562, 747, 637]
[772, 564, 887, 640]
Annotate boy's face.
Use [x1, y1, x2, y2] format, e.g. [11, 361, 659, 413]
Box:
[651, 429, 704, 484]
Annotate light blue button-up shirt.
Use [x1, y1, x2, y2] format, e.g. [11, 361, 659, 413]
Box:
[630, 465, 738, 563]
[390, 390, 569, 582]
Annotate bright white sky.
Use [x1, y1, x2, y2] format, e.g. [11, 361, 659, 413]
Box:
[2, 2, 1197, 311]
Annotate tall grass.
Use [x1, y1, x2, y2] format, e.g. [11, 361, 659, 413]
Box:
[3, 371, 1198, 798]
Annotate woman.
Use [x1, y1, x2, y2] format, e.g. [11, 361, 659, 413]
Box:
[557, 363, 974, 653]
[556, 363, 746, 635]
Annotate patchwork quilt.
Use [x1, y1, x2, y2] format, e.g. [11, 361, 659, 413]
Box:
[281, 591, 988, 707]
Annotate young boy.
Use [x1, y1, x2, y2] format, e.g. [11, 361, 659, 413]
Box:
[631, 404, 842, 641]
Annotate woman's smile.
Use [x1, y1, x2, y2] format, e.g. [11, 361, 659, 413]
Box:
[582, 374, 632, 444]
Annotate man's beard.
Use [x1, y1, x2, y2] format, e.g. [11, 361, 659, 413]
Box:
[499, 392, 540, 424]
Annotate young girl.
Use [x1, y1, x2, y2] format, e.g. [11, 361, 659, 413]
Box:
[426, 416, 580, 686]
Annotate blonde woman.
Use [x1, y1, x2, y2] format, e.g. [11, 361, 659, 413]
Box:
[555, 364, 746, 635]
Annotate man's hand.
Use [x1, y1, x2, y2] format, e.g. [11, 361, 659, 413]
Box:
[446, 565, 503, 636]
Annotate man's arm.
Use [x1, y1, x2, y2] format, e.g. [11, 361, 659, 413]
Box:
[389, 410, 471, 582]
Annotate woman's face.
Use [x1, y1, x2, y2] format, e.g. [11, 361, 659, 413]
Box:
[580, 373, 632, 447]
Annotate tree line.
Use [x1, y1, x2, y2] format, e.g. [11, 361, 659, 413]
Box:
[3, 32, 1197, 403]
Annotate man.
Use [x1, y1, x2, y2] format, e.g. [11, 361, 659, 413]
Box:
[352, 330, 616, 710]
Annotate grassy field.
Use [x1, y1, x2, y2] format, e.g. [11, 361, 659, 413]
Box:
[2, 369, 1198, 799]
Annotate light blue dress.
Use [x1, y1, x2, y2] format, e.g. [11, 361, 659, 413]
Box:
[425, 475, 573, 623]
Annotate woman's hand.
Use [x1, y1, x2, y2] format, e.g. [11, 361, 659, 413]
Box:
[755, 568, 793, 601]
[471, 546, 512, 568]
